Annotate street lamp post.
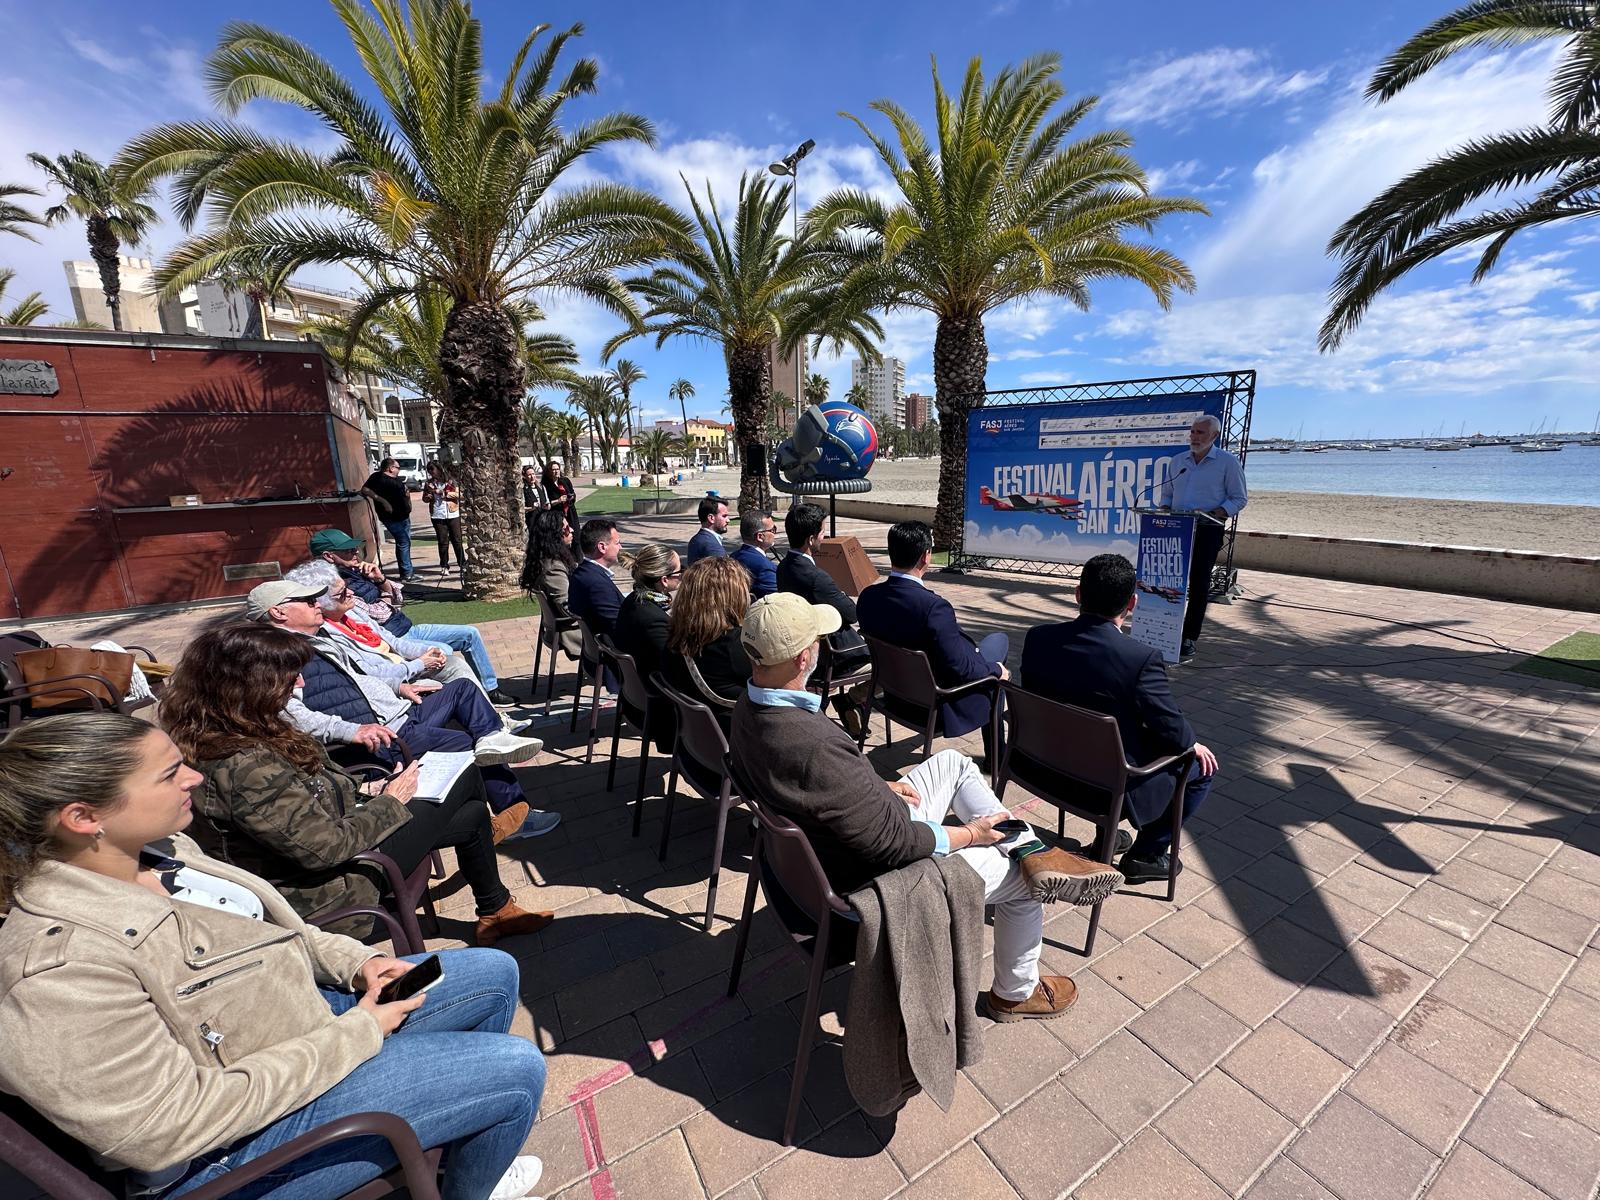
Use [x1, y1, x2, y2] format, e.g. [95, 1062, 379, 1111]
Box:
[767, 139, 814, 436]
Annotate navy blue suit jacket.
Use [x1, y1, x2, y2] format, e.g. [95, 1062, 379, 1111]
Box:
[856, 573, 999, 738]
[730, 543, 777, 598]
[685, 527, 726, 564]
[1019, 614, 1195, 826]
[568, 558, 623, 636]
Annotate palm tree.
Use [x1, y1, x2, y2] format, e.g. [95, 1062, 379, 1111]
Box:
[519, 398, 561, 460]
[0, 269, 49, 326]
[1321, 1, 1600, 350]
[607, 357, 646, 467]
[804, 371, 830, 410]
[667, 375, 696, 448]
[26, 151, 158, 331]
[844, 382, 870, 409]
[567, 374, 627, 472]
[813, 53, 1206, 547]
[609, 172, 883, 510]
[771, 389, 795, 436]
[118, 7, 687, 599]
[550, 412, 584, 468]
[0, 184, 44, 240]
[634, 428, 675, 473]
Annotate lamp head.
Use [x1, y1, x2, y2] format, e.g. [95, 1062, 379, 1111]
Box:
[767, 161, 792, 176]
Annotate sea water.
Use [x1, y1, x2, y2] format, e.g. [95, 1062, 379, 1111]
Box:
[1244, 445, 1600, 507]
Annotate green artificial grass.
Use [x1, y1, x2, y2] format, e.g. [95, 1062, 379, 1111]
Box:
[1513, 631, 1600, 689]
[399, 595, 540, 625]
[577, 484, 686, 515]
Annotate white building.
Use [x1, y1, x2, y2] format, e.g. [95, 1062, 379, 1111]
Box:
[851, 355, 905, 428]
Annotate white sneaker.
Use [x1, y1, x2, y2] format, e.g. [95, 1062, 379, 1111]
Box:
[473, 731, 544, 766]
[489, 1154, 544, 1200]
[503, 717, 535, 736]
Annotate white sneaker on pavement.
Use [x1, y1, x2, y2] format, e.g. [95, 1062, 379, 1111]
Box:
[489, 1154, 544, 1200]
[473, 731, 544, 766]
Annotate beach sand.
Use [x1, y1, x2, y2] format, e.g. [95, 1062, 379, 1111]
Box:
[679, 460, 1599, 558]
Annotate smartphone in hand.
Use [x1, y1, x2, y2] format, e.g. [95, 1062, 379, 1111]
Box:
[992, 819, 1031, 837]
[378, 954, 444, 1004]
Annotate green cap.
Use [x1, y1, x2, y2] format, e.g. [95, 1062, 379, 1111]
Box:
[309, 528, 363, 555]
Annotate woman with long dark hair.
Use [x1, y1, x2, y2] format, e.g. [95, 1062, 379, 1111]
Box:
[539, 459, 577, 519]
[664, 556, 753, 711]
[520, 507, 582, 658]
[160, 623, 553, 946]
[423, 461, 464, 576]
[0, 711, 548, 1199]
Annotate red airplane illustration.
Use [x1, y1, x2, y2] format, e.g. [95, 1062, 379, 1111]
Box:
[1137, 580, 1185, 603]
[979, 485, 1083, 518]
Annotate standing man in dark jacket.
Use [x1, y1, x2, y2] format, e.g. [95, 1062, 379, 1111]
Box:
[730, 509, 778, 599]
[730, 593, 1122, 1021]
[685, 495, 728, 564]
[1020, 553, 1216, 882]
[568, 519, 625, 637]
[857, 522, 1007, 749]
[361, 458, 417, 581]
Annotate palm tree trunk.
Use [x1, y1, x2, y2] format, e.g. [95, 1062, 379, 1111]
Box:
[439, 299, 525, 600]
[728, 342, 772, 512]
[931, 314, 988, 551]
[87, 215, 123, 332]
[677, 395, 691, 466]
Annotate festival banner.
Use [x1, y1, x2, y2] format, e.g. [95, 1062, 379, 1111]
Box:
[962, 393, 1227, 565]
[1130, 513, 1194, 664]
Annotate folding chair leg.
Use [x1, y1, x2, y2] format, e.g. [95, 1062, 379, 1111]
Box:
[532, 624, 544, 712]
[545, 644, 558, 708]
[656, 758, 679, 857]
[1167, 791, 1184, 903]
[726, 836, 762, 996]
[785, 927, 831, 1147]
[585, 674, 603, 764]
[635, 733, 653, 811]
[1058, 809, 1065, 839]
[569, 660, 585, 733]
[1083, 901, 1104, 957]
[703, 782, 733, 931]
[605, 716, 622, 791]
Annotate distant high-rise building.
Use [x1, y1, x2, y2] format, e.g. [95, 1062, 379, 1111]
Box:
[766, 342, 806, 410]
[851, 355, 905, 428]
[64, 256, 194, 335]
[903, 392, 933, 430]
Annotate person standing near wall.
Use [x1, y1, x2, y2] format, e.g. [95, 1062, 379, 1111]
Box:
[361, 458, 417, 582]
[423, 462, 464, 577]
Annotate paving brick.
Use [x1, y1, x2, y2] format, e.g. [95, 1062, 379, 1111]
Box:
[1147, 904, 1246, 967]
[899, 1143, 1019, 1200]
[538, 1014, 649, 1119]
[864, 1074, 996, 1179]
[1466, 922, 1575, 993]
[1461, 1083, 1600, 1200]
[1286, 1093, 1437, 1200]
[1567, 949, 1600, 999]
[1524, 863, 1600, 917]
[1394, 880, 1493, 941]
[1429, 957, 1550, 1038]
[1361, 911, 1468, 977]
[1045, 969, 1140, 1058]
[1428, 858, 1522, 908]
[1426, 1145, 1547, 1200]
[693, 1007, 801, 1102]
[1158, 1070, 1295, 1194]
[1391, 995, 1514, 1093]
[756, 1112, 904, 1200]
[1494, 890, 1599, 956]
[1091, 934, 1196, 1007]
[1536, 985, 1600, 1056]
[1238, 851, 1323, 902]
[683, 1069, 820, 1198]
[1242, 1158, 1338, 1199]
[961, 1007, 1071, 1111]
[1076, 1130, 1230, 1200]
[1195, 878, 1289, 934]
[1189, 947, 1302, 1027]
[975, 1081, 1119, 1200]
[1222, 1019, 1350, 1124]
[1344, 1042, 1481, 1154]
[551, 1129, 706, 1200]
[1318, 862, 1413, 915]
[1130, 985, 1250, 1080]
[1278, 984, 1396, 1068]
[1243, 917, 1346, 985]
[1061, 1031, 1189, 1140]
[1503, 1031, 1600, 1135]
[589, 1049, 712, 1164]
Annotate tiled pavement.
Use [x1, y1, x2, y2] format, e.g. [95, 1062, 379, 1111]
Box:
[23, 513, 1600, 1200]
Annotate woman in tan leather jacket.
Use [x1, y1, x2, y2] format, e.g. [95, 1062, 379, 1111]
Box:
[0, 713, 547, 1200]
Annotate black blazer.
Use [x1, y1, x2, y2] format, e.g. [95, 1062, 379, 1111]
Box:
[1019, 614, 1196, 826]
[568, 559, 623, 636]
[614, 592, 670, 684]
[776, 550, 857, 624]
[664, 627, 751, 705]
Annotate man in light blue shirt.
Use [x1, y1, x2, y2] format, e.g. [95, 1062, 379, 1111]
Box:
[1156, 415, 1248, 659]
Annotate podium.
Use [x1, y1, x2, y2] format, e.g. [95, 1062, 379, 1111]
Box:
[815, 536, 878, 597]
[1128, 508, 1222, 664]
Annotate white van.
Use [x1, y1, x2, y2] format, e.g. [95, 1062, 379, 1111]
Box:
[383, 441, 432, 488]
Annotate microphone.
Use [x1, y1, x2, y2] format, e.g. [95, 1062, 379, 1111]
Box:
[1132, 463, 1187, 512]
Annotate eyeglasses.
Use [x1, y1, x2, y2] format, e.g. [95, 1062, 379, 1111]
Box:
[330, 588, 352, 601]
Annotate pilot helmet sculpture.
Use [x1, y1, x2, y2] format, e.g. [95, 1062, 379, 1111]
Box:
[770, 400, 877, 494]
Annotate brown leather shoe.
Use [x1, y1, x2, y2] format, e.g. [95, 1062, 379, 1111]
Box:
[474, 899, 555, 946]
[984, 975, 1078, 1022]
[488, 802, 531, 844]
[1017, 847, 1124, 906]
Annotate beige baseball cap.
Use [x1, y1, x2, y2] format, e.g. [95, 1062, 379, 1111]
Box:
[740, 592, 842, 667]
[245, 580, 327, 620]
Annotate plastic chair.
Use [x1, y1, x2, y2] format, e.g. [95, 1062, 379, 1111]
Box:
[532, 583, 581, 719]
[594, 636, 667, 830]
[0, 1096, 441, 1200]
[993, 682, 1195, 954]
[861, 635, 1001, 768]
[651, 672, 743, 930]
[571, 617, 609, 737]
[0, 632, 164, 729]
[724, 752, 861, 1147]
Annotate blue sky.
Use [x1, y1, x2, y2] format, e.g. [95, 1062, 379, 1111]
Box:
[2, 0, 1597, 438]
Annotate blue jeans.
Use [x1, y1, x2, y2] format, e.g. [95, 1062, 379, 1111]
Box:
[395, 680, 527, 813]
[1129, 761, 1213, 856]
[411, 622, 499, 691]
[168, 949, 542, 1200]
[383, 518, 415, 577]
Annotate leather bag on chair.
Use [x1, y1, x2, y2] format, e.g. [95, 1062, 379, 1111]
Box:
[12, 647, 136, 709]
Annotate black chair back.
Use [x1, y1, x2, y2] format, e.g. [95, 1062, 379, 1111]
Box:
[680, 655, 736, 711]
[1000, 683, 1130, 796]
[578, 618, 604, 676]
[0, 1093, 119, 1199]
[598, 635, 650, 716]
[653, 674, 729, 780]
[534, 584, 578, 653]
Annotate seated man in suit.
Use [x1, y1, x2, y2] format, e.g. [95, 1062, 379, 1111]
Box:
[1019, 553, 1216, 883]
[730, 509, 778, 599]
[731, 593, 1123, 1021]
[857, 521, 1008, 755]
[685, 496, 729, 564]
[777, 502, 872, 735]
[569, 518, 625, 637]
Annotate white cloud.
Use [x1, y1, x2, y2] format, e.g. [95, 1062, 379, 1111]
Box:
[1104, 48, 1328, 127]
[1571, 291, 1600, 313]
[963, 519, 1135, 563]
[64, 34, 141, 76]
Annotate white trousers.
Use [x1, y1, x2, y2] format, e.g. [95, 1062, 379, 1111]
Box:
[902, 749, 1043, 1002]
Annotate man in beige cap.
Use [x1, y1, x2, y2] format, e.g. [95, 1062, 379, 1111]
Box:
[730, 593, 1123, 1022]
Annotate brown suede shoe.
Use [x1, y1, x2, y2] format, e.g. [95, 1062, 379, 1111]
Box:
[474, 900, 555, 946]
[984, 974, 1078, 1022]
[1016, 847, 1124, 906]
[488, 802, 531, 844]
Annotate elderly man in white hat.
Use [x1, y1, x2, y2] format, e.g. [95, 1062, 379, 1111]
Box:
[728, 592, 1124, 1023]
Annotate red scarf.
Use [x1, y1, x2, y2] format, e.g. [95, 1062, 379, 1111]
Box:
[330, 615, 384, 648]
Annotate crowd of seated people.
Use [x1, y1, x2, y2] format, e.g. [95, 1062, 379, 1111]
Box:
[519, 509, 585, 660]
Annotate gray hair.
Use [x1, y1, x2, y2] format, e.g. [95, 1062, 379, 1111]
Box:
[285, 561, 345, 612]
[0, 713, 154, 902]
[739, 509, 772, 542]
[630, 543, 679, 593]
[1195, 414, 1222, 437]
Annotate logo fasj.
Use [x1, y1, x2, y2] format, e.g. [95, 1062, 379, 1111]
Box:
[978, 416, 1025, 435]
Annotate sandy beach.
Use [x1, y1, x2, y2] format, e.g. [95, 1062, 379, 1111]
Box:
[673, 460, 1599, 557]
